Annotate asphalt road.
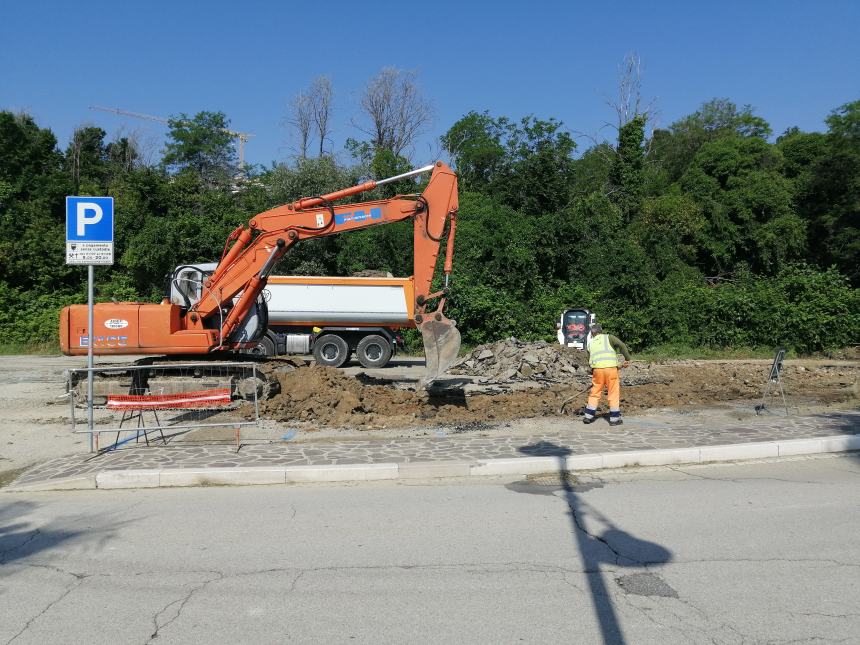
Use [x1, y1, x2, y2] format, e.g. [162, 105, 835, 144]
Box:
[2, 455, 859, 644]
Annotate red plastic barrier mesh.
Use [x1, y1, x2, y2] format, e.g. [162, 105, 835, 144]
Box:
[106, 388, 232, 410]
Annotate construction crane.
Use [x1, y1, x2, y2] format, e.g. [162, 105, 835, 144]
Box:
[89, 105, 254, 168]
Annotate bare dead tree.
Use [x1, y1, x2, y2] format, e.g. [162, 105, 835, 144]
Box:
[606, 52, 656, 129]
[424, 138, 443, 167]
[68, 129, 84, 191]
[309, 76, 333, 157]
[285, 90, 313, 159]
[107, 127, 144, 173]
[135, 129, 160, 167]
[616, 53, 643, 127]
[602, 52, 661, 161]
[355, 67, 433, 157]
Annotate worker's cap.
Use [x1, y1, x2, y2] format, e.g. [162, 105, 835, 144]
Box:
[590, 323, 603, 333]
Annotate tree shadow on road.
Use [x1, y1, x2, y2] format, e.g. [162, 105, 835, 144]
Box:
[0, 500, 129, 569]
[517, 441, 673, 645]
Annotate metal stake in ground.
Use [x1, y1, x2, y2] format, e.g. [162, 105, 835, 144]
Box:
[757, 347, 789, 416]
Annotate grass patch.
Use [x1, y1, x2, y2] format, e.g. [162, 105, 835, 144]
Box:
[634, 344, 792, 361]
[0, 341, 61, 355]
[0, 466, 29, 488]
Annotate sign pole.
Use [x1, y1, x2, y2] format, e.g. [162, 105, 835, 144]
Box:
[88, 264, 94, 452]
[66, 196, 114, 453]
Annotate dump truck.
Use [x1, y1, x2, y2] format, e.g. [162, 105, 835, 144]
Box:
[168, 267, 418, 368]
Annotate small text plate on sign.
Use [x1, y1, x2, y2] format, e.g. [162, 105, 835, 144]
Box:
[65, 196, 114, 265]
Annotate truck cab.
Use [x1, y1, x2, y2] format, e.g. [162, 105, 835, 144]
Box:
[556, 308, 596, 349]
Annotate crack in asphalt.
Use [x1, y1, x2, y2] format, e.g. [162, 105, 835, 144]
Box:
[4, 575, 89, 645]
[7, 555, 859, 642]
[143, 562, 573, 643]
[664, 557, 860, 569]
[540, 473, 645, 568]
[666, 464, 827, 486]
[767, 638, 852, 644]
[559, 492, 659, 568]
[790, 611, 860, 620]
[146, 571, 224, 643]
[287, 570, 304, 594]
[13, 562, 90, 579]
[666, 465, 828, 486]
[617, 592, 716, 644]
[566, 502, 626, 566]
[560, 571, 586, 594]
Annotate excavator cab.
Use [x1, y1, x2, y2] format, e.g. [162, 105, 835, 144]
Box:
[556, 308, 595, 349]
[166, 262, 268, 345]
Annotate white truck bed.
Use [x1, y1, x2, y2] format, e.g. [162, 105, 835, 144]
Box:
[265, 276, 412, 325]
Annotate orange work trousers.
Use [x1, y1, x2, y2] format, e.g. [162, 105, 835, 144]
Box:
[588, 367, 620, 411]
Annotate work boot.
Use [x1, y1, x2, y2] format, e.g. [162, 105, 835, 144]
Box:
[582, 416, 596, 425]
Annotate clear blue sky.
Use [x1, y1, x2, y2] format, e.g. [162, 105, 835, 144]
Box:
[2, 0, 858, 168]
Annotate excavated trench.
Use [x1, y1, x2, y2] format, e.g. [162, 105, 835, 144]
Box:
[254, 341, 859, 430]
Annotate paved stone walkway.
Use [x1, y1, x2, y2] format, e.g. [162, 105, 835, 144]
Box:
[10, 410, 860, 488]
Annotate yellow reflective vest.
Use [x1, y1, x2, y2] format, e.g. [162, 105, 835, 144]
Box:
[588, 334, 618, 369]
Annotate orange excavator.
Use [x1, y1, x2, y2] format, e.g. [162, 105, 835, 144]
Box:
[59, 161, 460, 384]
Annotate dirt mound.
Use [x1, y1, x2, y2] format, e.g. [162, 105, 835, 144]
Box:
[261, 365, 417, 427]
[256, 359, 858, 431]
[450, 338, 588, 382]
[259, 365, 578, 429]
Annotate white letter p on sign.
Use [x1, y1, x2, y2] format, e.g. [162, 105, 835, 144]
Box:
[76, 202, 103, 236]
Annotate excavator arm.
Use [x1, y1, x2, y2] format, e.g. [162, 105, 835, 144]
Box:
[199, 162, 458, 355]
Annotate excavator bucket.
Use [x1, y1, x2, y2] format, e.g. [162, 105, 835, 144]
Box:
[420, 314, 462, 386]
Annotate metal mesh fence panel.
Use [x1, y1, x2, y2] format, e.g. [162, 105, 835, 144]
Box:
[66, 362, 262, 450]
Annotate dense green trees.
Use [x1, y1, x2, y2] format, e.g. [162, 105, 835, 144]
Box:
[441, 98, 859, 352]
[0, 97, 858, 353]
[792, 101, 860, 283]
[441, 112, 576, 213]
[162, 112, 238, 186]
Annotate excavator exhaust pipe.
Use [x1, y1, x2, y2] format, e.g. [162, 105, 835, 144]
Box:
[419, 314, 461, 387]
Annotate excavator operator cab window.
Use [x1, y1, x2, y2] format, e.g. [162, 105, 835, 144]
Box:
[169, 264, 216, 308]
[170, 269, 202, 307]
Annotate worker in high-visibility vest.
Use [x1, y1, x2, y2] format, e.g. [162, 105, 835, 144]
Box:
[583, 323, 631, 426]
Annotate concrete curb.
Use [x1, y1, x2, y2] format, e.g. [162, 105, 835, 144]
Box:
[5, 434, 860, 492]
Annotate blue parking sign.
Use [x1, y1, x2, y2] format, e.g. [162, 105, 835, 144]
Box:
[66, 196, 114, 264]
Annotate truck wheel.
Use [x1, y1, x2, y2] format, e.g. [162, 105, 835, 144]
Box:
[313, 334, 350, 368]
[356, 334, 392, 369]
[249, 334, 276, 357]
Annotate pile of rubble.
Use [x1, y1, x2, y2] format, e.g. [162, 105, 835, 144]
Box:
[449, 338, 589, 383]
